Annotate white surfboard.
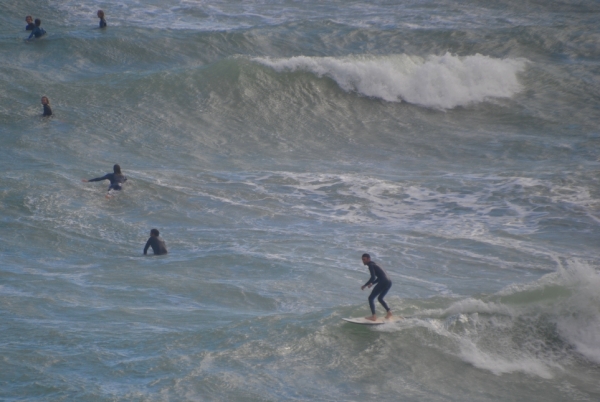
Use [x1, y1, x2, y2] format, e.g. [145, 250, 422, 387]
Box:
[342, 317, 401, 325]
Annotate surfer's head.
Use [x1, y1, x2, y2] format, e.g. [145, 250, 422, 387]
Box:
[113, 164, 121, 174]
[362, 253, 371, 264]
[97, 10, 105, 19]
[26, 16, 33, 24]
[35, 19, 41, 27]
[41, 96, 49, 105]
[150, 229, 159, 237]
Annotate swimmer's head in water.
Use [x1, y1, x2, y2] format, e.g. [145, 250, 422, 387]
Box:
[97, 10, 105, 18]
[35, 18, 41, 27]
[150, 229, 160, 237]
[26, 16, 33, 23]
[41, 96, 49, 105]
[113, 164, 121, 174]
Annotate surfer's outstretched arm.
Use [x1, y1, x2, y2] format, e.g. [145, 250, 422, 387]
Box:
[84, 174, 110, 183]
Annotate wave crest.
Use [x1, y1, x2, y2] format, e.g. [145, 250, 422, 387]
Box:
[253, 53, 527, 109]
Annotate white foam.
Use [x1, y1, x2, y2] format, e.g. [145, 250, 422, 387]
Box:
[378, 259, 600, 379]
[551, 260, 600, 365]
[397, 312, 564, 379]
[458, 339, 555, 379]
[442, 298, 513, 316]
[253, 53, 528, 109]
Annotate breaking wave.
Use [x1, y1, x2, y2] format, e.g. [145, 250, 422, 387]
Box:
[254, 53, 528, 109]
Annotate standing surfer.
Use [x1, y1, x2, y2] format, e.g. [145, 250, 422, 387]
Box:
[361, 253, 393, 321]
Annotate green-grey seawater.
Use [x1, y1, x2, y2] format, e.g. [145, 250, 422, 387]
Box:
[1, 0, 599, 400]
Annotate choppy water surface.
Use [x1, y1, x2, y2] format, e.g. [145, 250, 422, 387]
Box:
[1, 0, 600, 400]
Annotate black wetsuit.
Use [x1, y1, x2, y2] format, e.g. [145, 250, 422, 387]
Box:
[144, 236, 168, 255]
[43, 104, 52, 117]
[88, 173, 127, 191]
[28, 26, 46, 39]
[99, 18, 107, 28]
[364, 261, 392, 315]
[26, 23, 35, 31]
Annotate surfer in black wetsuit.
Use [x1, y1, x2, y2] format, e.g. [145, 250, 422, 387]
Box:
[25, 16, 35, 31]
[143, 229, 168, 255]
[82, 164, 127, 198]
[97, 10, 107, 28]
[41, 96, 52, 117]
[361, 253, 393, 321]
[27, 19, 46, 40]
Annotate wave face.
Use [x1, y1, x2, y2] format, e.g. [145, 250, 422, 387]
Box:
[390, 260, 600, 380]
[254, 53, 528, 109]
[1, 0, 600, 401]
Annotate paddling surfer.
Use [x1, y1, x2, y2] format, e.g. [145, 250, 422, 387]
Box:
[82, 164, 127, 198]
[361, 253, 393, 321]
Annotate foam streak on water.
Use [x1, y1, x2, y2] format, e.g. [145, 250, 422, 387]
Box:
[1, 0, 600, 401]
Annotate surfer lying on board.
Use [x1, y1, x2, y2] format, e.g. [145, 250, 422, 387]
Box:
[82, 164, 127, 198]
[143, 229, 168, 256]
[361, 253, 393, 321]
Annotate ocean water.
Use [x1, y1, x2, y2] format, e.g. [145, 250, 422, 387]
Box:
[1, 0, 600, 400]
